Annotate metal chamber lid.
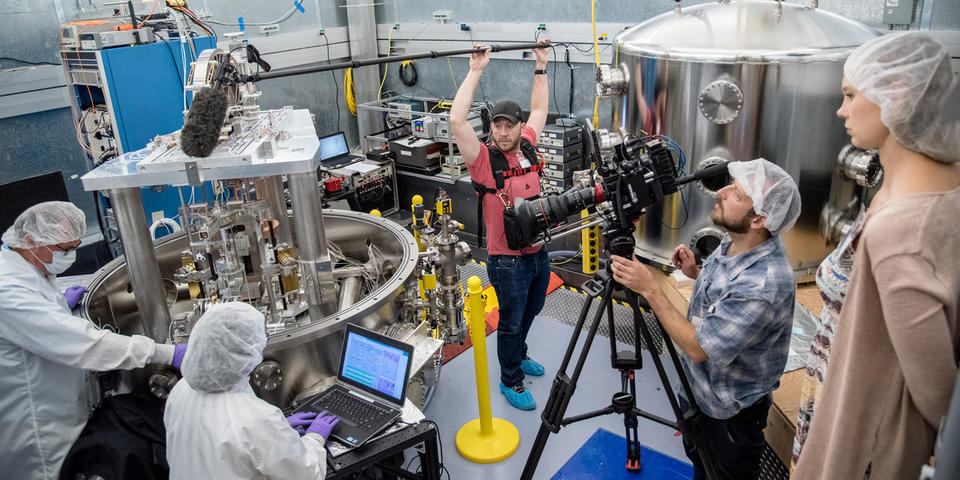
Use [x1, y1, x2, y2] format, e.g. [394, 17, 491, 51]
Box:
[615, 1, 879, 62]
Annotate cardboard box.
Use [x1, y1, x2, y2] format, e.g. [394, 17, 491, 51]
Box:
[767, 368, 804, 467]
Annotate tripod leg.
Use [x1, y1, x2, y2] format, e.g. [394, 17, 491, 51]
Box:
[623, 291, 687, 422]
[620, 370, 642, 471]
[624, 406, 642, 472]
[520, 277, 616, 480]
[626, 291, 726, 480]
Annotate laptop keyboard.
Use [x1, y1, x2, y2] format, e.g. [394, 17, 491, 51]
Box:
[312, 389, 393, 430]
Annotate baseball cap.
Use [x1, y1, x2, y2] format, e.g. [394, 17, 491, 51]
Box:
[490, 100, 524, 124]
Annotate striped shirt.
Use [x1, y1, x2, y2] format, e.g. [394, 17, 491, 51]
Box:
[681, 234, 795, 419]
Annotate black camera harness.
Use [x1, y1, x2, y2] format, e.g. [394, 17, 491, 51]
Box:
[471, 138, 544, 248]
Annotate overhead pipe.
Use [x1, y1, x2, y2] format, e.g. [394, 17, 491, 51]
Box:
[253, 42, 552, 82]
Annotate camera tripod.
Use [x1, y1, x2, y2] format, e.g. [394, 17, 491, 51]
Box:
[519, 234, 724, 480]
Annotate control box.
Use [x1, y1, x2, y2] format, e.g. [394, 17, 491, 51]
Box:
[539, 123, 583, 147]
[79, 28, 156, 50]
[388, 137, 443, 173]
[537, 121, 585, 193]
[387, 99, 423, 120]
[537, 142, 583, 164]
[330, 159, 399, 215]
[412, 116, 438, 139]
[436, 112, 482, 140]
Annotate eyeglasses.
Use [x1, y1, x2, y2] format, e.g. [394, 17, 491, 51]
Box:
[51, 243, 81, 254]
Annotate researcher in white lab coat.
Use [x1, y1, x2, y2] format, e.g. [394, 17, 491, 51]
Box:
[164, 302, 338, 479]
[0, 201, 185, 480]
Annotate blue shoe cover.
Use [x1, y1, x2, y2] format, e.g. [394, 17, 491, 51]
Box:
[521, 357, 545, 376]
[499, 382, 536, 410]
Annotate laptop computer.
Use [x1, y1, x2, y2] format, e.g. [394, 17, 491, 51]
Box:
[318, 132, 360, 168]
[294, 324, 414, 448]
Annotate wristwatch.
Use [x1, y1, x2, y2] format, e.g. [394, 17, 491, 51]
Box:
[534, 68, 547, 75]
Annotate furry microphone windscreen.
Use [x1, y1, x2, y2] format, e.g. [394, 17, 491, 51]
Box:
[180, 87, 228, 158]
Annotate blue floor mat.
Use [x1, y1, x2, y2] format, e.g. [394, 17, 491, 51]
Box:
[552, 428, 693, 480]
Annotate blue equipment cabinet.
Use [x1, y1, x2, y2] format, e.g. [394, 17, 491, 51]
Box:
[64, 35, 218, 241]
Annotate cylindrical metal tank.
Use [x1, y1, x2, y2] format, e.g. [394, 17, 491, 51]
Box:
[601, 1, 878, 275]
[81, 211, 420, 407]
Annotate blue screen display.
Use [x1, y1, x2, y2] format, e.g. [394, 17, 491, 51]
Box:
[341, 332, 409, 402]
[319, 133, 349, 160]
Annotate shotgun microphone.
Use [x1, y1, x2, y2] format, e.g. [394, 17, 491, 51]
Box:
[180, 87, 228, 158]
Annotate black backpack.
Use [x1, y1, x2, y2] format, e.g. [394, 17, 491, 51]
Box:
[471, 138, 543, 248]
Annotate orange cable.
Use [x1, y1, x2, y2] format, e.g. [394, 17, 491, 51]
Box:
[137, 0, 161, 28]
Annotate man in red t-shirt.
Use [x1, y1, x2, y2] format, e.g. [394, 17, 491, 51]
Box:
[449, 39, 551, 411]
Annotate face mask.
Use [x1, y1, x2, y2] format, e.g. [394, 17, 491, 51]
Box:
[42, 247, 76, 275]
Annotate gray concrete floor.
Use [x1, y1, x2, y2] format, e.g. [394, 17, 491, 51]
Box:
[423, 317, 688, 479]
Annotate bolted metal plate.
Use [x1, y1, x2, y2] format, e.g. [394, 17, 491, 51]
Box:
[698, 80, 744, 125]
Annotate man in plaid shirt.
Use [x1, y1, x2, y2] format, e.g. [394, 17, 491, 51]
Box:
[611, 159, 802, 480]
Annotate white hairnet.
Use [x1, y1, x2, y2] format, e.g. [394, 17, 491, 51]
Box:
[1, 201, 86, 249]
[727, 159, 801, 236]
[844, 32, 959, 163]
[181, 302, 267, 393]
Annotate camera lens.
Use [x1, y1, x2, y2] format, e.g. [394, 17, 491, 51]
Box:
[512, 187, 598, 247]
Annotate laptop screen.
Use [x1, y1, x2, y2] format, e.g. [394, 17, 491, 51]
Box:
[339, 326, 412, 405]
[319, 132, 349, 163]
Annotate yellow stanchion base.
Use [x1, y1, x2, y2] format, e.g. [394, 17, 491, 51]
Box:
[456, 418, 520, 464]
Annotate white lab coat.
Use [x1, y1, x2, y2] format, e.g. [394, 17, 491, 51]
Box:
[0, 247, 174, 480]
[164, 379, 328, 479]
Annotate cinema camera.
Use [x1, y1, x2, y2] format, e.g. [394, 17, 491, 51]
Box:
[505, 129, 728, 257]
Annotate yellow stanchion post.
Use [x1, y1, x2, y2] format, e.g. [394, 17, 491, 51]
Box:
[456, 276, 520, 463]
[411, 194, 424, 252]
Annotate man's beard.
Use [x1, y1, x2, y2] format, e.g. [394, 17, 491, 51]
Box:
[712, 208, 752, 234]
[495, 135, 520, 152]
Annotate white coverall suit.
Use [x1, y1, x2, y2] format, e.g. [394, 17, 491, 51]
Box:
[164, 378, 329, 479]
[0, 247, 174, 479]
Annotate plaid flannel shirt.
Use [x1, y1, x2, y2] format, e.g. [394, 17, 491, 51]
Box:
[681, 235, 795, 420]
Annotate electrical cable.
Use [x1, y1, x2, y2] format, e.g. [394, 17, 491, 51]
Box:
[550, 246, 583, 265]
[344, 68, 357, 116]
[549, 43, 561, 116]
[660, 185, 690, 230]
[206, 5, 298, 27]
[565, 47, 574, 115]
[467, 30, 489, 102]
[172, 6, 216, 37]
[420, 420, 448, 478]
[320, 32, 342, 133]
[591, 0, 601, 128]
[163, 38, 186, 89]
[0, 57, 60, 66]
[136, 0, 161, 28]
[377, 27, 395, 105]
[442, 32, 459, 91]
[398, 60, 418, 86]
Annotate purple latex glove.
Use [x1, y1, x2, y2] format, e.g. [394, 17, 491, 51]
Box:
[171, 344, 188, 370]
[64, 286, 88, 309]
[287, 411, 318, 435]
[305, 410, 340, 440]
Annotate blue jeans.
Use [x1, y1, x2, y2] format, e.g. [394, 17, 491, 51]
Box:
[486, 249, 550, 387]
